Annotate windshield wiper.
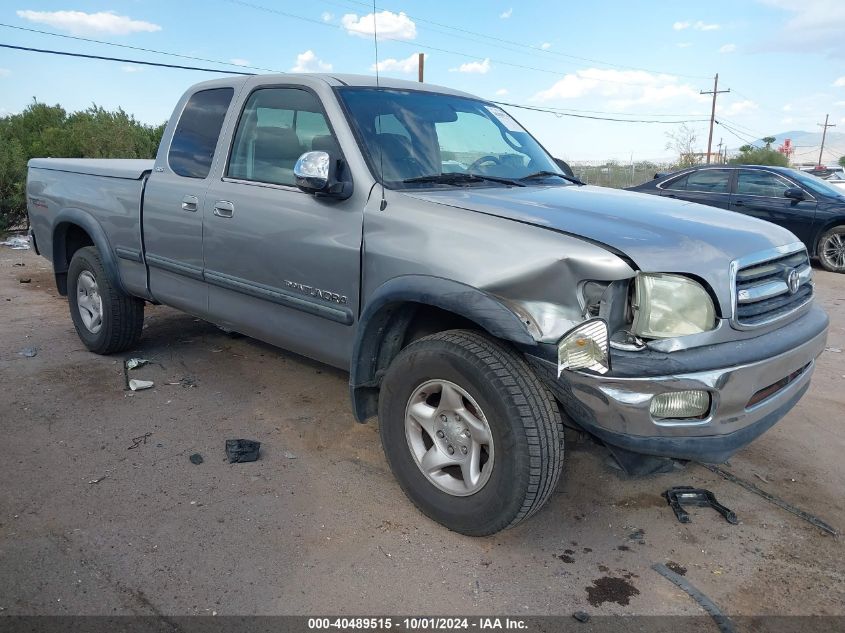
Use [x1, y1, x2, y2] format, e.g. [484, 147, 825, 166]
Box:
[520, 170, 585, 185]
[403, 173, 525, 187]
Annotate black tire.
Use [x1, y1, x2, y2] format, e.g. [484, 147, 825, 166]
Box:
[817, 226, 845, 273]
[378, 330, 564, 536]
[67, 246, 144, 354]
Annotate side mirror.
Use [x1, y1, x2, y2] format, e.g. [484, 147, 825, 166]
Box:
[784, 187, 805, 201]
[293, 151, 352, 199]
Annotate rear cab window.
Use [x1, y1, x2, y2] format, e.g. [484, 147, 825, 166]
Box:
[168, 88, 234, 178]
[665, 169, 732, 193]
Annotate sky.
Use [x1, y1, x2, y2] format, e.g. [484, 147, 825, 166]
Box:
[1, 0, 845, 162]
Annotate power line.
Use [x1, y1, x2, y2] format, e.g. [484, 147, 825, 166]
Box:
[314, 0, 710, 79]
[0, 22, 280, 72]
[215, 0, 702, 88]
[0, 42, 713, 126]
[0, 43, 255, 75]
[493, 100, 709, 124]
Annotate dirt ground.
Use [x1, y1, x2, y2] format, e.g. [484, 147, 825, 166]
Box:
[1, 245, 843, 618]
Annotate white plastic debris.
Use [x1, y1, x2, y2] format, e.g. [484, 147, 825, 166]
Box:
[0, 236, 30, 250]
[284, 451, 297, 459]
[125, 358, 150, 370]
[128, 379, 154, 391]
[18, 347, 37, 358]
[825, 347, 842, 353]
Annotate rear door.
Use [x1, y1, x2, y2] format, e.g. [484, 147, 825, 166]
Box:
[143, 86, 235, 316]
[731, 169, 817, 244]
[201, 85, 363, 368]
[658, 168, 733, 209]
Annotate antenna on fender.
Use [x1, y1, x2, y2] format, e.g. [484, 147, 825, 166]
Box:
[371, 0, 387, 211]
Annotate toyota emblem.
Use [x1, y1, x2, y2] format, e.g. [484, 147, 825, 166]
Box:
[787, 268, 800, 294]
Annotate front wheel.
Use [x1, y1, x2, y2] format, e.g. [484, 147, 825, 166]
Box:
[67, 246, 144, 354]
[378, 330, 564, 536]
[818, 226, 845, 273]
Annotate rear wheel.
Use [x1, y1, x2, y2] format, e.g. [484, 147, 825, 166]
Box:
[818, 226, 845, 273]
[67, 246, 144, 354]
[378, 330, 564, 536]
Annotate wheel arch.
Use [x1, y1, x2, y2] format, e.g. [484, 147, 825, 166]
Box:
[52, 208, 124, 296]
[349, 275, 538, 422]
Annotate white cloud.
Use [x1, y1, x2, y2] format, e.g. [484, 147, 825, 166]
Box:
[719, 43, 737, 53]
[836, 100, 845, 106]
[694, 21, 720, 31]
[719, 99, 758, 116]
[0, 68, 10, 77]
[673, 21, 691, 30]
[290, 50, 332, 72]
[230, 58, 251, 67]
[450, 58, 491, 74]
[495, 88, 509, 96]
[541, 42, 551, 50]
[783, 103, 793, 111]
[372, 53, 420, 74]
[500, 9, 513, 19]
[121, 65, 143, 73]
[781, 117, 794, 124]
[532, 68, 708, 109]
[756, 0, 845, 57]
[834, 76, 845, 87]
[341, 11, 416, 40]
[321, 12, 333, 22]
[676, 42, 693, 48]
[16, 10, 160, 36]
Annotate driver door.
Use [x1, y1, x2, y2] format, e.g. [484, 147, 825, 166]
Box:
[731, 169, 817, 244]
[202, 86, 363, 368]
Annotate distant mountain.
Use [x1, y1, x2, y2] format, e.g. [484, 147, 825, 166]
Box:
[752, 130, 845, 166]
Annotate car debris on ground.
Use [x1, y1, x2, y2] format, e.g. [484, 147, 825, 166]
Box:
[226, 439, 261, 463]
[664, 487, 738, 525]
[17, 347, 37, 358]
[0, 236, 30, 250]
[189, 453, 204, 465]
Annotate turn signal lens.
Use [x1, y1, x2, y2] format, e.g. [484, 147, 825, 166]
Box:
[650, 390, 710, 419]
[557, 319, 609, 376]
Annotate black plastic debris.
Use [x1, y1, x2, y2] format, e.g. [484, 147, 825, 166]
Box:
[226, 439, 260, 463]
[664, 486, 738, 525]
[572, 611, 590, 623]
[189, 453, 204, 465]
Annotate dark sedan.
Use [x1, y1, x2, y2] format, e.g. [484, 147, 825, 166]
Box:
[628, 165, 845, 272]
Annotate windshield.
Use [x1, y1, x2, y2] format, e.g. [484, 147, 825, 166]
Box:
[337, 87, 564, 188]
[790, 170, 845, 197]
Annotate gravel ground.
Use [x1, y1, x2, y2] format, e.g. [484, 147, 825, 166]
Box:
[1, 246, 843, 617]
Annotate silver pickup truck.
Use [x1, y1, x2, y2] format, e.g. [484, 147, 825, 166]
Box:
[27, 74, 828, 535]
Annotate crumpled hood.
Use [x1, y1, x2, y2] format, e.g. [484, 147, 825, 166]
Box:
[403, 184, 799, 314]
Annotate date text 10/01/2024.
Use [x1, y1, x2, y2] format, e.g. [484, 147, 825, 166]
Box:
[307, 618, 528, 630]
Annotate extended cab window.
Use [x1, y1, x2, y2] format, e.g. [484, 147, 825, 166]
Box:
[736, 170, 791, 197]
[665, 169, 731, 193]
[168, 88, 234, 179]
[227, 88, 333, 187]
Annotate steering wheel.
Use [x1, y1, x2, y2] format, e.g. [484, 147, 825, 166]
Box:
[468, 155, 503, 172]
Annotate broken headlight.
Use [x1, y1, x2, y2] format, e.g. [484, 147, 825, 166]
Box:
[631, 273, 716, 339]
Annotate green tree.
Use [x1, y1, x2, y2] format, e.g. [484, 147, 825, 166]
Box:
[0, 100, 165, 231]
[839, 156, 845, 169]
[728, 143, 789, 167]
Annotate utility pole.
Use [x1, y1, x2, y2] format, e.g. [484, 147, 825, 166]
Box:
[418, 53, 424, 83]
[716, 138, 724, 164]
[818, 114, 835, 167]
[701, 74, 730, 164]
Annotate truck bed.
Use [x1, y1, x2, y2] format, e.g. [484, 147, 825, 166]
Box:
[27, 158, 154, 180]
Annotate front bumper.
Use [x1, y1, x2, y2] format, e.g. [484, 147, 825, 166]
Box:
[529, 305, 829, 463]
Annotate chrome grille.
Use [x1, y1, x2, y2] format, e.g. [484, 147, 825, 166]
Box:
[734, 248, 813, 327]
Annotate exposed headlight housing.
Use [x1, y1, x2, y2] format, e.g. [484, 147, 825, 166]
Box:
[558, 319, 610, 376]
[631, 273, 716, 339]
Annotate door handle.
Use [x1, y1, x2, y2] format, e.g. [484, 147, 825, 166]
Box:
[181, 195, 199, 212]
[213, 200, 235, 218]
